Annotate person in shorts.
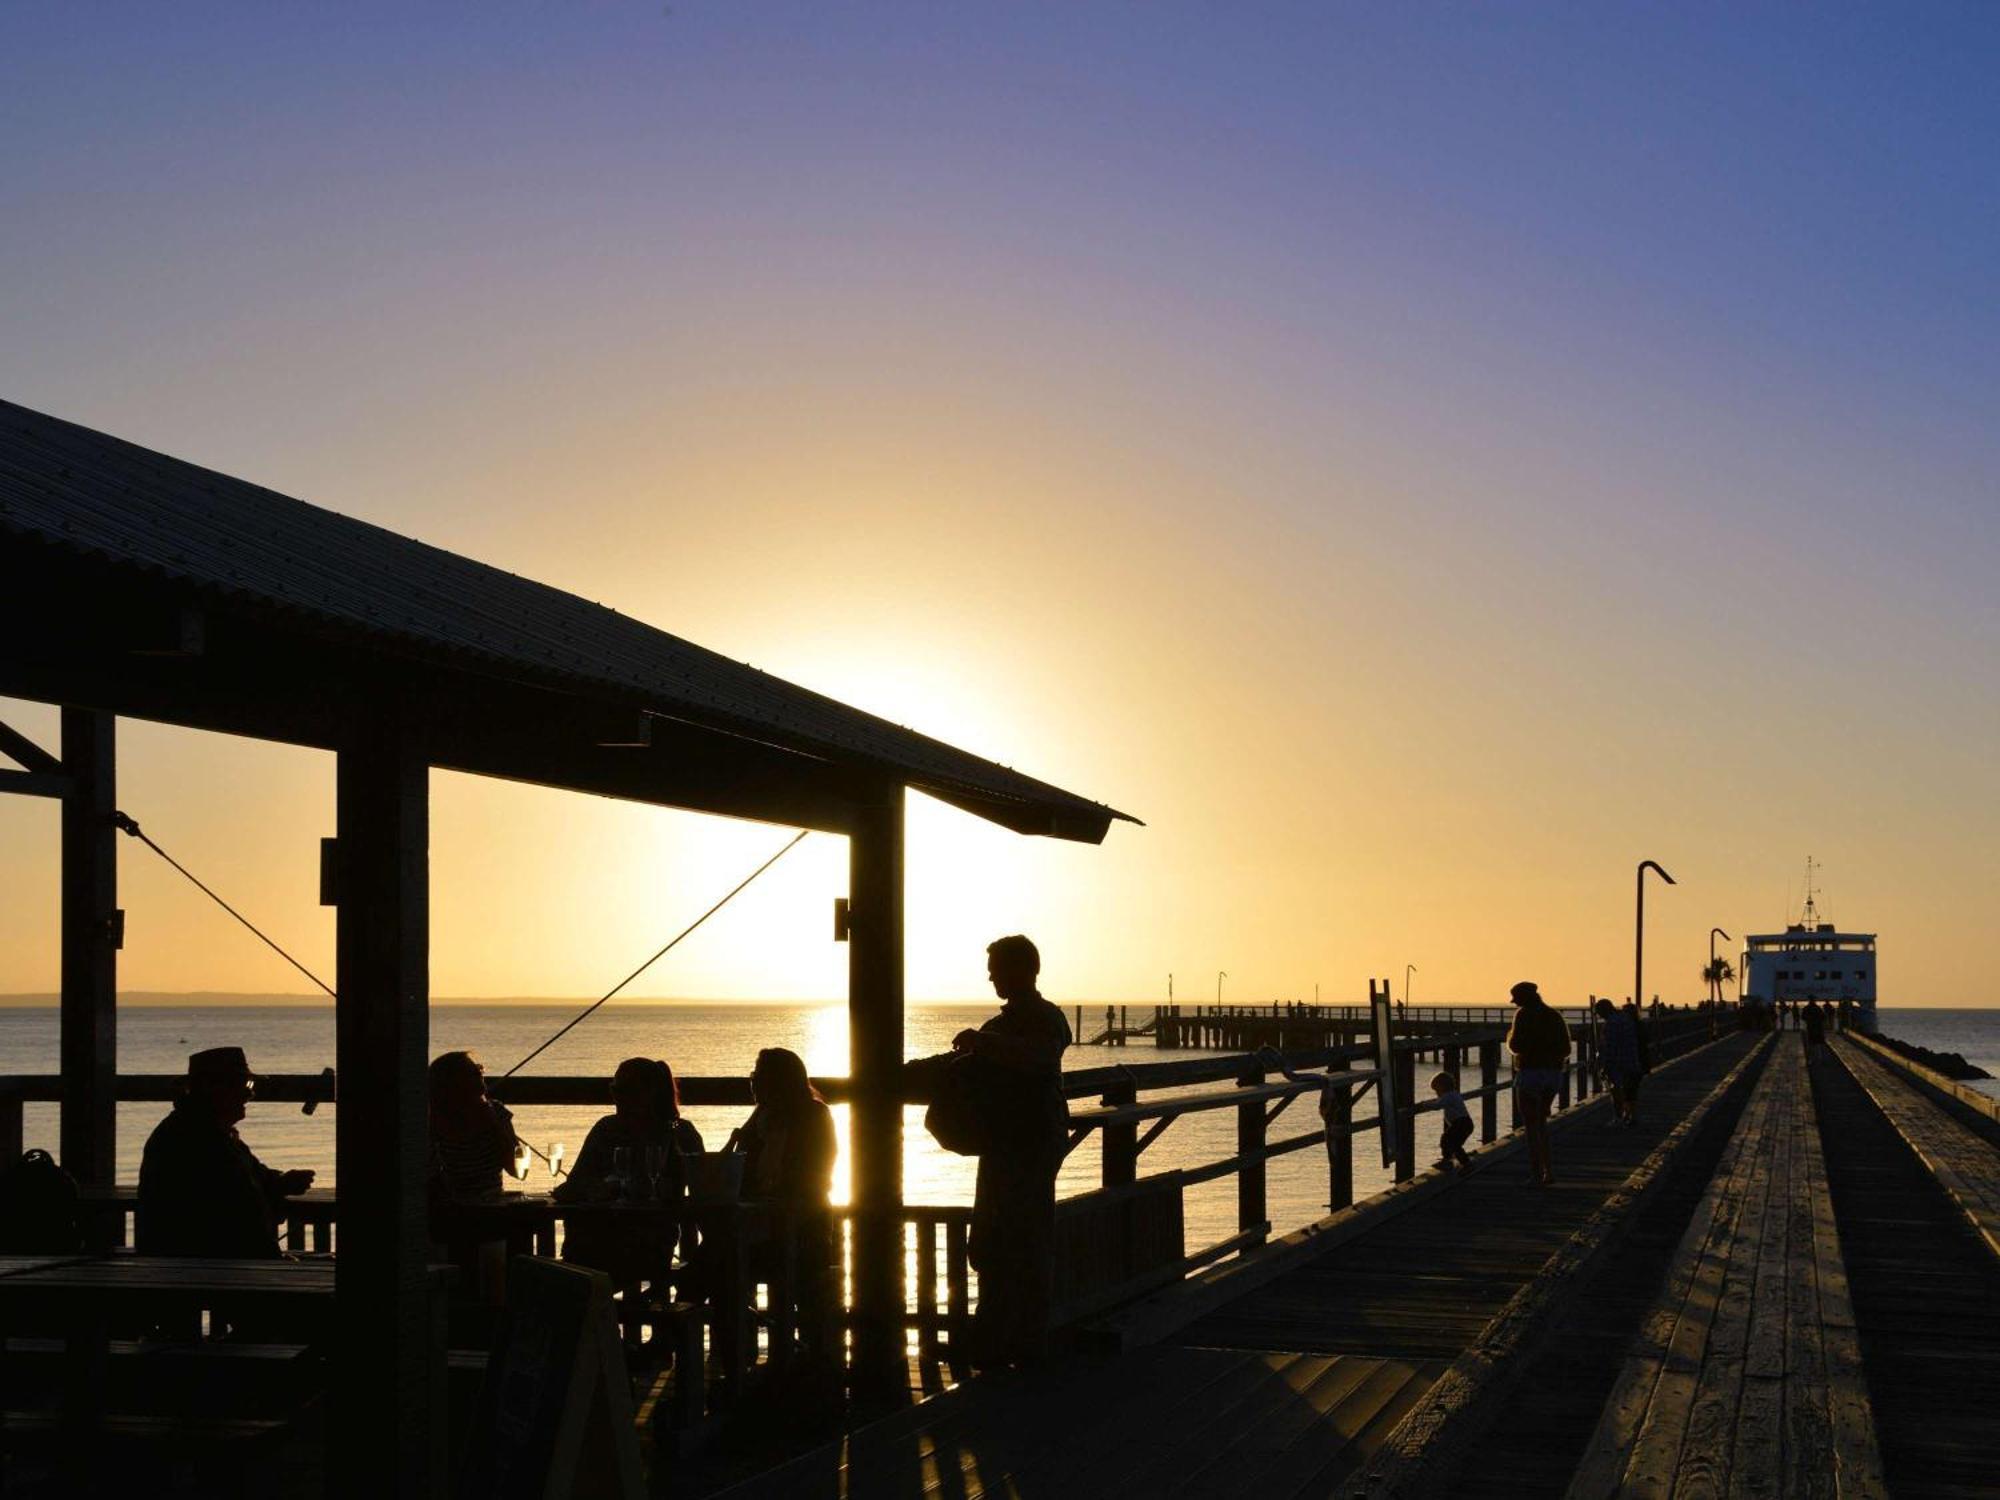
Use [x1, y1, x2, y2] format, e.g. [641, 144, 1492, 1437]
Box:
[1506, 981, 1570, 1186]
[1431, 1070, 1473, 1172]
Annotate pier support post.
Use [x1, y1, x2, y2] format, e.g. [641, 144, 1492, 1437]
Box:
[60, 709, 118, 1187]
[848, 784, 906, 1407]
[1325, 1078, 1353, 1211]
[1392, 1048, 1416, 1182]
[1237, 1060, 1267, 1241]
[1102, 1078, 1138, 1188]
[1479, 1040, 1499, 1143]
[332, 705, 440, 1496]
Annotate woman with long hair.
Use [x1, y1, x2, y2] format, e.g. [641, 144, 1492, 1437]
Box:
[555, 1057, 705, 1284]
[427, 1051, 521, 1201]
[731, 1046, 837, 1359]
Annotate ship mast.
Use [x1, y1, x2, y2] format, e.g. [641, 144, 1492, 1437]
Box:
[1800, 854, 1823, 931]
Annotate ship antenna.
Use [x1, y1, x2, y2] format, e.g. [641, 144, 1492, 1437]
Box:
[1801, 855, 1821, 930]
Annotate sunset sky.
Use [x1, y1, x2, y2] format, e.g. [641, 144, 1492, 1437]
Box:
[2, 5, 1994, 1010]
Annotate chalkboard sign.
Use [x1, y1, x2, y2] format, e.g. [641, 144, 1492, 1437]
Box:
[457, 1256, 643, 1500]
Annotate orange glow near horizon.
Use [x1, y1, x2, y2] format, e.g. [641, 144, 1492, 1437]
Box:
[2, 9, 1995, 1012]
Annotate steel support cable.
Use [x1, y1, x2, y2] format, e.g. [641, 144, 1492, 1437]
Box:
[504, 828, 810, 1076]
[112, 812, 336, 999]
[112, 810, 811, 1162]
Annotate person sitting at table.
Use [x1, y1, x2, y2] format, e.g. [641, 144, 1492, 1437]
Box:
[427, 1050, 522, 1201]
[728, 1047, 837, 1353]
[137, 1047, 313, 1258]
[553, 1057, 704, 1282]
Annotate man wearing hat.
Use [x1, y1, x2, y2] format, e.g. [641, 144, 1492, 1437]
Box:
[137, 1047, 314, 1258]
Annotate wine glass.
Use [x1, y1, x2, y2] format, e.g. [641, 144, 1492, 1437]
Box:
[548, 1142, 566, 1181]
[512, 1140, 531, 1183]
[645, 1143, 671, 1200]
[610, 1146, 633, 1199]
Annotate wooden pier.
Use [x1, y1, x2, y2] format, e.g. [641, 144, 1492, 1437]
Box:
[689, 1020, 1997, 1499]
[6, 410, 1998, 1496]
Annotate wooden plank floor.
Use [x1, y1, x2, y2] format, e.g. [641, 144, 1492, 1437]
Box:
[1175, 1034, 1761, 1362]
[1442, 1043, 1768, 1498]
[1565, 1035, 1883, 1500]
[1811, 1040, 2000, 1499]
[705, 1035, 1759, 1500]
[1830, 1036, 2000, 1261]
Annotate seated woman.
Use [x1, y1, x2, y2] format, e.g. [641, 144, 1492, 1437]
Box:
[426, 1050, 524, 1309]
[554, 1057, 704, 1284]
[728, 1047, 837, 1353]
[427, 1050, 521, 1200]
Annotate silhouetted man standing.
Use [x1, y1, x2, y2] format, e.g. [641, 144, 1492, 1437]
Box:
[955, 934, 1071, 1368]
[138, 1047, 313, 1257]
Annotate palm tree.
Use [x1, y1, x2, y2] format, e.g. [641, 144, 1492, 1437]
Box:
[1700, 958, 1735, 1004]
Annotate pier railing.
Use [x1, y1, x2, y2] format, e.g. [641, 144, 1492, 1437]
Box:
[0, 1003, 1730, 1406]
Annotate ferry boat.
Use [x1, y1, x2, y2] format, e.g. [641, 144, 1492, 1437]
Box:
[1740, 859, 1877, 1033]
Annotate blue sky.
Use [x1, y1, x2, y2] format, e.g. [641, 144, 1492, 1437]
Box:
[3, 5, 1995, 1004]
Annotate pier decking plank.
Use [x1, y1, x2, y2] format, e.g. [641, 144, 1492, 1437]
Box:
[1567, 1038, 1882, 1500]
[704, 1035, 1759, 1500]
[1811, 1040, 2000, 1499]
[1829, 1036, 2000, 1262]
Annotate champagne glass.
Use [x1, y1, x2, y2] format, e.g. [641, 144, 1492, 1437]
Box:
[645, 1143, 671, 1200]
[610, 1145, 633, 1199]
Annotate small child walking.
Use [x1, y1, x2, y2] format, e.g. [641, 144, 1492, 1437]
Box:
[1432, 1070, 1473, 1172]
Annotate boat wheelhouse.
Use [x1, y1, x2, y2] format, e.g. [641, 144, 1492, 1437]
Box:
[1741, 866, 1877, 1032]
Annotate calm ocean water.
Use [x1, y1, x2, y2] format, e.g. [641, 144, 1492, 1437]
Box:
[3, 1002, 1993, 1251]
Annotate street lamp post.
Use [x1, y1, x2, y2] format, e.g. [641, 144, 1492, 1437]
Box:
[1636, 860, 1677, 1014]
[1405, 963, 1416, 1010]
[1709, 927, 1731, 1005]
[1217, 971, 1227, 1007]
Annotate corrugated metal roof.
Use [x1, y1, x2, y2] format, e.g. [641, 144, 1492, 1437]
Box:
[0, 399, 1134, 840]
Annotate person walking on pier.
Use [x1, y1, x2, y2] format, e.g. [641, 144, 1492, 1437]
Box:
[137, 1046, 313, 1258]
[1431, 1071, 1473, 1172]
[1506, 982, 1569, 1186]
[1804, 999, 1827, 1052]
[956, 934, 1072, 1370]
[1595, 998, 1643, 1128]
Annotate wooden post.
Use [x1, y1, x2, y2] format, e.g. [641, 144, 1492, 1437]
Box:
[60, 709, 118, 1186]
[1393, 1048, 1416, 1183]
[1479, 1040, 1499, 1143]
[1237, 1060, 1267, 1241]
[332, 710, 441, 1497]
[847, 785, 906, 1407]
[1325, 1078, 1353, 1211]
[1101, 1078, 1137, 1188]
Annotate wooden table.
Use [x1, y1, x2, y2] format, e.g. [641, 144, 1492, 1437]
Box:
[0, 1254, 341, 1446]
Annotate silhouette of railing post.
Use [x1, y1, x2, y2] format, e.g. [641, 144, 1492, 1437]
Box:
[1237, 1059, 1267, 1241]
[1101, 1077, 1138, 1188]
[1479, 1040, 1500, 1143]
[0, 1089, 20, 1164]
[1325, 1077, 1354, 1211]
[1393, 1048, 1417, 1182]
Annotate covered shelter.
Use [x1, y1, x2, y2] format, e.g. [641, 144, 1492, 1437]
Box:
[0, 398, 1133, 1492]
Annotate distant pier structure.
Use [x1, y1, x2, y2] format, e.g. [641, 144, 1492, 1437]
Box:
[1080, 1001, 1517, 1053]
